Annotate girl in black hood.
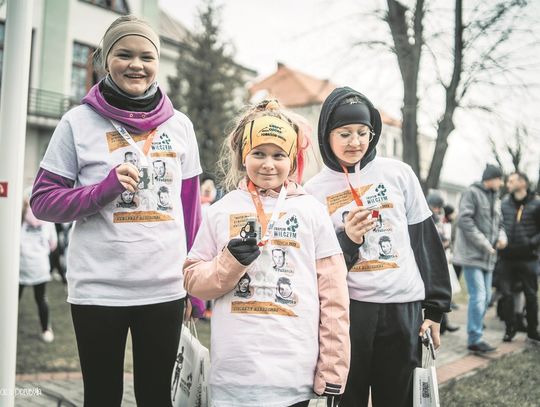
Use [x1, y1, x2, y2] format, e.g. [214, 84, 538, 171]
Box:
[305, 87, 451, 407]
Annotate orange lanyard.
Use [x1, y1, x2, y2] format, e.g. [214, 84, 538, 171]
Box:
[247, 180, 288, 247]
[341, 164, 379, 218]
[247, 180, 269, 235]
[142, 129, 158, 156]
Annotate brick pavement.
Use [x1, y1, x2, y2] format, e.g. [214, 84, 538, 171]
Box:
[13, 301, 531, 406]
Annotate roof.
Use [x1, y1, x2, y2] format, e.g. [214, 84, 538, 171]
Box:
[249, 63, 336, 108]
[249, 63, 401, 127]
[159, 10, 192, 46]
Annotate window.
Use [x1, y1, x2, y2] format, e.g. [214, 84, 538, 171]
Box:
[71, 42, 99, 102]
[80, 0, 129, 14]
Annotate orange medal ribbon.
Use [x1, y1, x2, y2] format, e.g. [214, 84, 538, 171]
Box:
[247, 180, 269, 238]
[340, 164, 379, 219]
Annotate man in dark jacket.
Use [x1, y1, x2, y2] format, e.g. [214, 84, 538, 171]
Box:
[453, 164, 507, 353]
[498, 171, 540, 343]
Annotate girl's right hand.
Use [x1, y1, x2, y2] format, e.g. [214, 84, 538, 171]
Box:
[115, 163, 140, 192]
[344, 206, 377, 244]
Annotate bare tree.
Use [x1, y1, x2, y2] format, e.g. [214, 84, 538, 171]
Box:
[380, 0, 530, 190]
[386, 0, 425, 177]
[489, 125, 530, 174]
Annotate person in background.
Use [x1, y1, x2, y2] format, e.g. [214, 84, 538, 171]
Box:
[498, 171, 540, 343]
[20, 197, 58, 343]
[443, 204, 461, 310]
[30, 15, 202, 406]
[200, 177, 218, 216]
[453, 164, 507, 353]
[427, 193, 459, 334]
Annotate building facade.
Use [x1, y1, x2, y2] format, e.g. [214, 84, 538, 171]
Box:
[0, 0, 211, 188]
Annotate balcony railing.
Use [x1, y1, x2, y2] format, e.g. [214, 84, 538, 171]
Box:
[27, 88, 78, 119]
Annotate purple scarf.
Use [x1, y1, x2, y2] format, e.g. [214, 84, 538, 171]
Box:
[82, 82, 175, 134]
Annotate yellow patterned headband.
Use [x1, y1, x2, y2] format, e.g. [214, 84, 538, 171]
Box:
[241, 116, 297, 162]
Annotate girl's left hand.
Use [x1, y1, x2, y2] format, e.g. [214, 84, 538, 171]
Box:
[419, 319, 441, 349]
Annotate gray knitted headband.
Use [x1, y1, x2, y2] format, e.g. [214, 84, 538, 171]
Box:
[101, 19, 160, 70]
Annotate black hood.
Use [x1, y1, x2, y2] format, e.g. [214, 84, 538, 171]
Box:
[318, 86, 382, 173]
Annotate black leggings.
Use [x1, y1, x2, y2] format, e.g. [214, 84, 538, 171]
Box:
[19, 283, 49, 332]
[71, 299, 184, 407]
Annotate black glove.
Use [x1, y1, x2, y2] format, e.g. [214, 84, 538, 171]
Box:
[227, 238, 260, 266]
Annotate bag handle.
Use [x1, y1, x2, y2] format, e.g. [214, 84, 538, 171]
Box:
[183, 318, 199, 340]
[421, 328, 436, 368]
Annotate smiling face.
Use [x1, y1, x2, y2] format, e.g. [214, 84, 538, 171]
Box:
[244, 143, 292, 190]
[106, 35, 158, 96]
[329, 124, 372, 167]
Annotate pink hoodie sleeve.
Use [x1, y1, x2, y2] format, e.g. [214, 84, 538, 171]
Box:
[313, 253, 351, 396]
[183, 248, 248, 301]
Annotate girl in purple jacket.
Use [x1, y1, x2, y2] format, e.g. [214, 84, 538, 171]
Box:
[30, 15, 202, 406]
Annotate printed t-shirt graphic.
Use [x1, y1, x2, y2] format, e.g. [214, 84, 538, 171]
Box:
[187, 190, 341, 406]
[304, 157, 431, 304]
[107, 129, 177, 223]
[229, 211, 301, 317]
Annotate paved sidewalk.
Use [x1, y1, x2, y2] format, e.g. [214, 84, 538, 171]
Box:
[14, 302, 530, 406]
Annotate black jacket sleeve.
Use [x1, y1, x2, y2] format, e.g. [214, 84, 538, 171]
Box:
[336, 230, 362, 271]
[408, 217, 452, 322]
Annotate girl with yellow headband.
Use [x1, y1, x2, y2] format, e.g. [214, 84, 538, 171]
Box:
[184, 100, 350, 406]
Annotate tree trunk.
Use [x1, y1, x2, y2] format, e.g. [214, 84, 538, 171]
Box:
[387, 0, 424, 178]
[425, 0, 462, 190]
[402, 87, 420, 177]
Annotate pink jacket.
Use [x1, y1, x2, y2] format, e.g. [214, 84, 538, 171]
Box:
[183, 180, 351, 396]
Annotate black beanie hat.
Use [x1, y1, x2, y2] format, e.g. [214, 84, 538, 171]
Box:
[482, 164, 503, 181]
[327, 101, 372, 131]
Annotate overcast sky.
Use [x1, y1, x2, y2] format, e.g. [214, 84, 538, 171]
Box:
[159, 0, 540, 186]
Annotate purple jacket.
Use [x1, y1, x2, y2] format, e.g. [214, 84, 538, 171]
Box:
[30, 79, 205, 315]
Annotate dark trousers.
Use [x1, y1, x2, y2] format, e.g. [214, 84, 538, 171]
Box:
[49, 248, 67, 284]
[498, 259, 538, 333]
[71, 299, 184, 407]
[453, 264, 463, 280]
[19, 283, 49, 332]
[340, 300, 423, 407]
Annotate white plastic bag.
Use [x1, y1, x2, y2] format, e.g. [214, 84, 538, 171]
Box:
[413, 329, 440, 407]
[448, 263, 462, 295]
[171, 319, 210, 407]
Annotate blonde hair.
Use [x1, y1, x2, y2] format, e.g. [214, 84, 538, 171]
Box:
[218, 99, 310, 191]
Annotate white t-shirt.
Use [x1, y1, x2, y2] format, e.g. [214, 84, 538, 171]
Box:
[40, 105, 202, 306]
[304, 157, 431, 304]
[19, 221, 57, 285]
[188, 189, 342, 407]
